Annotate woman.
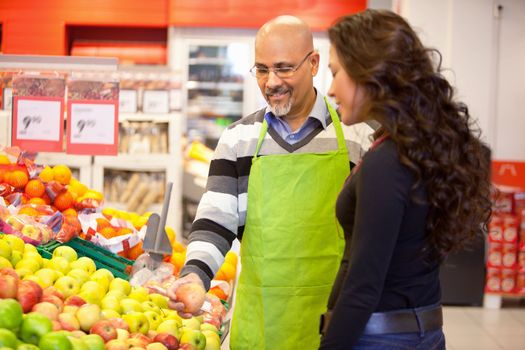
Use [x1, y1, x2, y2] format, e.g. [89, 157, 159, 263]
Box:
[319, 9, 491, 349]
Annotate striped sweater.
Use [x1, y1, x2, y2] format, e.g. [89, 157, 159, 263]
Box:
[181, 105, 373, 289]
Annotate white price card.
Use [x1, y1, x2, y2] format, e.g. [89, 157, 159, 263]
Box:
[119, 89, 138, 113]
[70, 103, 115, 144]
[66, 100, 118, 155]
[11, 96, 64, 152]
[15, 99, 61, 141]
[143, 90, 169, 114]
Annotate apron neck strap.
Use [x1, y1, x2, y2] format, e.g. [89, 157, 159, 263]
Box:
[253, 97, 348, 157]
[324, 96, 347, 152]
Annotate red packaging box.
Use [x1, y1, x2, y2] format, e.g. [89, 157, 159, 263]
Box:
[518, 251, 525, 272]
[501, 269, 516, 293]
[502, 215, 519, 244]
[502, 243, 518, 268]
[485, 268, 501, 292]
[514, 192, 525, 216]
[517, 273, 525, 294]
[487, 242, 502, 268]
[493, 190, 514, 214]
[488, 215, 503, 242]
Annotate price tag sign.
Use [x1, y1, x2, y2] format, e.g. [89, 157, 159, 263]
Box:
[119, 89, 138, 113]
[66, 100, 118, 155]
[11, 96, 64, 152]
[143, 90, 169, 114]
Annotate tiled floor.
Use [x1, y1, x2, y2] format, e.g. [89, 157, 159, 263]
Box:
[444, 303, 525, 350]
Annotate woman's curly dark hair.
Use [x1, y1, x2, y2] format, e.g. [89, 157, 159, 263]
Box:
[329, 9, 492, 261]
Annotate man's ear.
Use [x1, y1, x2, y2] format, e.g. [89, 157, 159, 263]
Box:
[310, 51, 320, 76]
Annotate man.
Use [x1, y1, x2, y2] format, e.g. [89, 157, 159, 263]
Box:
[168, 15, 369, 349]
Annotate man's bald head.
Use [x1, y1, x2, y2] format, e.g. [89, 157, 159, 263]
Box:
[255, 15, 314, 53]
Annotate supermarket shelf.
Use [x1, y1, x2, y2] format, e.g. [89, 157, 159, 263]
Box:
[119, 111, 183, 123]
[94, 153, 174, 171]
[186, 81, 243, 90]
[188, 57, 231, 65]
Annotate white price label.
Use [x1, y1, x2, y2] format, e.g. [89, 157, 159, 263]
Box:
[143, 90, 169, 114]
[119, 89, 138, 113]
[16, 99, 61, 141]
[70, 103, 115, 144]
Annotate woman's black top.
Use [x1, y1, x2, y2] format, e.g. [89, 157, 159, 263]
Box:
[320, 139, 441, 349]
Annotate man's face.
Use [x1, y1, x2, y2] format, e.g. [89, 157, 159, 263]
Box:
[254, 36, 317, 117]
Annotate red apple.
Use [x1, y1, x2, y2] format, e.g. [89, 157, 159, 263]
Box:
[43, 286, 65, 301]
[42, 294, 64, 312]
[175, 284, 206, 314]
[17, 279, 43, 312]
[64, 295, 86, 307]
[90, 319, 118, 343]
[0, 273, 18, 298]
[106, 339, 129, 350]
[32, 301, 60, 321]
[153, 333, 179, 350]
[58, 312, 80, 331]
[127, 333, 152, 348]
[108, 317, 129, 331]
[179, 344, 197, 350]
[0, 267, 20, 281]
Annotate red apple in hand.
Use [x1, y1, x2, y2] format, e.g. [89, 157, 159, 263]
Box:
[90, 320, 118, 343]
[17, 279, 43, 312]
[175, 284, 206, 314]
[153, 333, 179, 350]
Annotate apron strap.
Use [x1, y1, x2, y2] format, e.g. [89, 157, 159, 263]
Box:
[324, 96, 347, 153]
[253, 118, 269, 158]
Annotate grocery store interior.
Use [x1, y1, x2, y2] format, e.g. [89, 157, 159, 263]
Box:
[0, 0, 524, 349]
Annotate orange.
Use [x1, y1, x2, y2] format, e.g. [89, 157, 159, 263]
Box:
[96, 218, 112, 231]
[62, 208, 78, 217]
[127, 241, 144, 260]
[99, 226, 117, 239]
[6, 170, 29, 189]
[18, 206, 41, 216]
[28, 197, 46, 205]
[25, 179, 46, 198]
[219, 262, 236, 281]
[42, 193, 52, 205]
[208, 286, 228, 301]
[39, 166, 54, 183]
[224, 251, 238, 267]
[53, 165, 72, 185]
[53, 191, 74, 211]
[116, 227, 133, 236]
[0, 155, 11, 165]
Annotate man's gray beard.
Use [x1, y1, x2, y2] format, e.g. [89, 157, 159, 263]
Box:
[270, 97, 293, 117]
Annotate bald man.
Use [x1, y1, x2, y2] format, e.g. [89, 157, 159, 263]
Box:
[168, 16, 367, 349]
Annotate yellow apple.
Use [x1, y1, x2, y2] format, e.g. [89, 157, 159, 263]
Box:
[119, 298, 143, 314]
[70, 257, 96, 275]
[22, 251, 43, 267]
[76, 303, 102, 332]
[105, 290, 127, 301]
[47, 256, 70, 274]
[0, 240, 12, 260]
[101, 296, 122, 314]
[101, 309, 121, 320]
[10, 250, 23, 267]
[80, 281, 105, 299]
[128, 287, 149, 303]
[142, 301, 161, 314]
[123, 312, 150, 334]
[3, 234, 25, 253]
[144, 311, 162, 331]
[67, 268, 90, 286]
[16, 258, 40, 272]
[148, 293, 169, 309]
[24, 243, 38, 253]
[52, 246, 78, 263]
[156, 319, 182, 338]
[54, 275, 80, 298]
[109, 278, 131, 296]
[0, 256, 13, 269]
[34, 268, 60, 289]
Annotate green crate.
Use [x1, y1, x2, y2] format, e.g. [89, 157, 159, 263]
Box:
[38, 237, 134, 280]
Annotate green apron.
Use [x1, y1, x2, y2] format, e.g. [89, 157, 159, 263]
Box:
[230, 100, 350, 349]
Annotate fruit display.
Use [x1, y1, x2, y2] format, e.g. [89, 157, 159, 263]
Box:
[0, 233, 224, 349]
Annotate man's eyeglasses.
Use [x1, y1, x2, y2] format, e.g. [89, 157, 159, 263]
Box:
[250, 51, 314, 79]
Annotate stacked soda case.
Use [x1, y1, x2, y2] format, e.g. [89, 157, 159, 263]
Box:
[486, 190, 525, 294]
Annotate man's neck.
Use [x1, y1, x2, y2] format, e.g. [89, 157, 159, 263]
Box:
[282, 90, 317, 132]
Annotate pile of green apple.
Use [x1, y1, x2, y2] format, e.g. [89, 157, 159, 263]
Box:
[0, 233, 221, 350]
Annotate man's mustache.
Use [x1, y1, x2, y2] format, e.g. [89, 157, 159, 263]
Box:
[265, 87, 290, 96]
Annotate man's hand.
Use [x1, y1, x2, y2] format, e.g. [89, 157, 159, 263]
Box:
[167, 272, 206, 319]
